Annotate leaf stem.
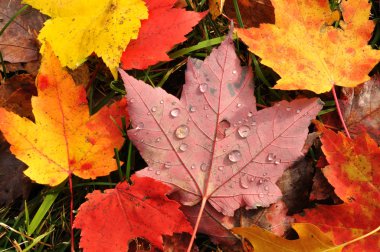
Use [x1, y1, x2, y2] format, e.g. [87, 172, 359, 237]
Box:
[332, 85, 351, 139]
[187, 197, 207, 252]
[325, 225, 380, 251]
[68, 173, 75, 252]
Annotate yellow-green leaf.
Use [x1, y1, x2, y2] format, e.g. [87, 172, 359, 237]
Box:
[23, 0, 148, 78]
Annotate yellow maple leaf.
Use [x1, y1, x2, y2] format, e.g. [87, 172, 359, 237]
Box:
[0, 44, 127, 186]
[23, 0, 148, 78]
[237, 0, 380, 93]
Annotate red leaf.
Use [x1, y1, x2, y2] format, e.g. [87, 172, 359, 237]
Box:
[295, 122, 380, 251]
[73, 175, 192, 251]
[120, 0, 206, 70]
[120, 34, 322, 238]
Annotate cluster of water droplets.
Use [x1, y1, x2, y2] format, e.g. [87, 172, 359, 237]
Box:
[266, 153, 281, 165]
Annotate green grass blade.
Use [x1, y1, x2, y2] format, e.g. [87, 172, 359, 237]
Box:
[27, 188, 60, 235]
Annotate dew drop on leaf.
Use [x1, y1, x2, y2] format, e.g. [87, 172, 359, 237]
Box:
[179, 143, 188, 152]
[296, 109, 301, 114]
[237, 103, 242, 108]
[286, 107, 291, 111]
[238, 125, 250, 138]
[264, 185, 269, 191]
[199, 83, 208, 93]
[228, 150, 242, 162]
[170, 108, 180, 117]
[267, 153, 274, 161]
[175, 125, 190, 139]
[160, 100, 164, 104]
[218, 166, 224, 171]
[274, 159, 281, 165]
[200, 163, 208, 172]
[129, 98, 135, 103]
[191, 164, 196, 169]
[189, 106, 196, 112]
[155, 170, 161, 175]
[136, 122, 144, 129]
[251, 121, 256, 126]
[204, 105, 209, 110]
[164, 162, 171, 169]
[151, 106, 157, 112]
[148, 167, 153, 171]
[248, 112, 253, 117]
[259, 193, 264, 198]
[155, 137, 161, 142]
[232, 70, 237, 74]
[258, 179, 263, 184]
[239, 177, 249, 189]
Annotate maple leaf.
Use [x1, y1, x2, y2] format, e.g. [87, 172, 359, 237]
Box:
[237, 0, 380, 94]
[23, 0, 149, 78]
[120, 0, 206, 70]
[295, 122, 380, 250]
[120, 33, 322, 241]
[73, 175, 193, 251]
[341, 74, 380, 144]
[232, 223, 343, 252]
[0, 44, 127, 186]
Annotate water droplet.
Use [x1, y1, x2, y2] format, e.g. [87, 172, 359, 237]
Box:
[258, 193, 264, 198]
[200, 163, 208, 172]
[251, 121, 257, 126]
[129, 98, 135, 103]
[223, 149, 226, 152]
[140, 139, 144, 143]
[204, 105, 209, 110]
[264, 185, 269, 191]
[248, 112, 253, 117]
[189, 106, 196, 112]
[175, 125, 190, 139]
[228, 150, 242, 162]
[258, 179, 263, 184]
[148, 167, 153, 171]
[155, 170, 161, 175]
[237, 103, 242, 108]
[191, 164, 196, 169]
[136, 122, 144, 129]
[286, 107, 291, 111]
[263, 172, 268, 176]
[164, 162, 171, 169]
[239, 177, 249, 189]
[249, 177, 255, 182]
[151, 106, 157, 112]
[232, 70, 237, 74]
[238, 125, 250, 138]
[147, 112, 151, 115]
[155, 137, 161, 142]
[199, 83, 208, 93]
[179, 143, 188, 152]
[170, 108, 180, 117]
[275, 159, 281, 165]
[160, 100, 164, 104]
[238, 120, 242, 124]
[206, 114, 209, 118]
[218, 166, 224, 171]
[267, 153, 274, 162]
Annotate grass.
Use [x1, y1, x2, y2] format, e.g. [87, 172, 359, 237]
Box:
[1, 0, 380, 251]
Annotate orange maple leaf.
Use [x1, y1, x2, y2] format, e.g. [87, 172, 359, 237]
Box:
[0, 44, 127, 186]
[296, 122, 380, 250]
[237, 0, 380, 93]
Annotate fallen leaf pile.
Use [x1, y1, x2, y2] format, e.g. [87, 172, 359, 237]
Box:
[1, 0, 380, 251]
